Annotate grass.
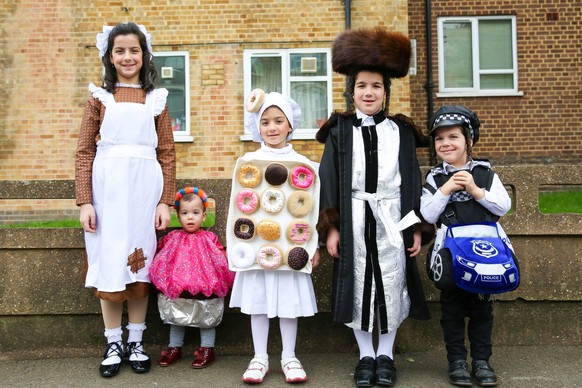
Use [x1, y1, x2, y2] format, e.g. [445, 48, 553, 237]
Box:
[539, 190, 582, 214]
[1, 211, 217, 228]
[1, 192, 579, 227]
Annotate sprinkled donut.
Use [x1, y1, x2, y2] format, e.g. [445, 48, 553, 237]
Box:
[261, 188, 285, 214]
[257, 245, 283, 270]
[264, 162, 288, 186]
[286, 247, 310, 271]
[286, 220, 312, 244]
[257, 219, 281, 241]
[289, 165, 315, 190]
[231, 242, 256, 269]
[246, 88, 266, 113]
[236, 189, 260, 214]
[287, 190, 313, 218]
[237, 164, 262, 188]
[234, 217, 256, 240]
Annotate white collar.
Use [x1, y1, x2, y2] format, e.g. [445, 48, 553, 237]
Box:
[260, 142, 293, 155]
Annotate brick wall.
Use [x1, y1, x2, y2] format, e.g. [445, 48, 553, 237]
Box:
[0, 0, 410, 222]
[408, 0, 582, 165]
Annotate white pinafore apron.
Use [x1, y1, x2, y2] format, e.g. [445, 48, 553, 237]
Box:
[84, 86, 163, 292]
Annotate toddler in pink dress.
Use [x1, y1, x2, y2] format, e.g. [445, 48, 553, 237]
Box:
[150, 187, 235, 368]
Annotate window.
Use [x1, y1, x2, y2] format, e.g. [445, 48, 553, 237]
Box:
[437, 16, 521, 96]
[243, 48, 332, 140]
[152, 51, 192, 142]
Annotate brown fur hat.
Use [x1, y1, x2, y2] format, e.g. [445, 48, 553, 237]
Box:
[332, 27, 411, 78]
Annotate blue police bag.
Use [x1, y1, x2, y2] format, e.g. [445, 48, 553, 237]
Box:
[443, 222, 520, 294]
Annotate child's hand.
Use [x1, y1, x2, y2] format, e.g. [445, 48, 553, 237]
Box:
[407, 228, 422, 257]
[452, 171, 485, 200]
[155, 203, 171, 230]
[311, 249, 321, 268]
[326, 228, 340, 258]
[439, 177, 464, 196]
[80, 203, 97, 233]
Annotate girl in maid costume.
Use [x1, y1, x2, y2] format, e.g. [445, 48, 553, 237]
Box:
[421, 105, 511, 387]
[75, 22, 176, 377]
[150, 187, 235, 369]
[316, 27, 431, 387]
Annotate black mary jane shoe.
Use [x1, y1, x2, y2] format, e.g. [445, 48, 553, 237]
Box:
[354, 356, 376, 387]
[472, 360, 498, 387]
[99, 341, 124, 378]
[448, 360, 472, 387]
[126, 341, 152, 373]
[375, 355, 397, 386]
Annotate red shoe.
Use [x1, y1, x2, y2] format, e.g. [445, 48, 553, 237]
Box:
[191, 347, 215, 369]
[158, 347, 182, 367]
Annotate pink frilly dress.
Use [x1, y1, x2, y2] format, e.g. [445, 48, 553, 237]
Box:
[150, 229, 235, 300]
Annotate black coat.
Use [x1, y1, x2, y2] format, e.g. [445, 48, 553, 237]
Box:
[318, 113, 430, 326]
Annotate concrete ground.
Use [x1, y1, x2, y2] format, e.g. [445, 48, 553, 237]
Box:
[1, 346, 581, 387]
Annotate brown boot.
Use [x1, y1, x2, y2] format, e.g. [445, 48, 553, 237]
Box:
[191, 347, 215, 369]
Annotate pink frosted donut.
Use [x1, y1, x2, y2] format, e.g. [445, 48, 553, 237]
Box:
[257, 245, 283, 270]
[289, 165, 315, 190]
[236, 189, 259, 214]
[246, 88, 266, 113]
[286, 220, 312, 244]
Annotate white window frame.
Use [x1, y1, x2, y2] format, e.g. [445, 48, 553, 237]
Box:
[152, 51, 193, 142]
[437, 15, 523, 97]
[242, 48, 333, 141]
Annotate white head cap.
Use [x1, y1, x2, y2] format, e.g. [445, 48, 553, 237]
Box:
[245, 91, 301, 143]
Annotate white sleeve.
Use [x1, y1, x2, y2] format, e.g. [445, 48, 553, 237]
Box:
[420, 173, 450, 224]
[476, 173, 512, 216]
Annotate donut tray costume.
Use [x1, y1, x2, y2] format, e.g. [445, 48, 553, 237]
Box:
[226, 90, 320, 273]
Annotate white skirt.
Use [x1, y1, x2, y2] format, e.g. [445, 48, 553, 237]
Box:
[229, 270, 317, 319]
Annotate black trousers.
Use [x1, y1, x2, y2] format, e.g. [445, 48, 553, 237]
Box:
[440, 287, 493, 363]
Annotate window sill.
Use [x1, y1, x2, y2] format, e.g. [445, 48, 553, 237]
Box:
[173, 134, 194, 143]
[436, 90, 524, 98]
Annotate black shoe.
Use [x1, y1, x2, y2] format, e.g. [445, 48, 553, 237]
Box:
[375, 355, 397, 386]
[472, 360, 497, 387]
[126, 341, 151, 373]
[354, 356, 375, 387]
[448, 360, 472, 387]
[99, 341, 124, 378]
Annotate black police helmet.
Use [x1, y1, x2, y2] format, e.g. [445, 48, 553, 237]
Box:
[429, 105, 480, 144]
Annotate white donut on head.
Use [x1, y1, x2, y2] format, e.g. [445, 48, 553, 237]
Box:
[246, 88, 266, 113]
[231, 242, 256, 269]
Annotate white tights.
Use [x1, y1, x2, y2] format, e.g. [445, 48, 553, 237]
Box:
[251, 314, 298, 360]
[353, 314, 397, 359]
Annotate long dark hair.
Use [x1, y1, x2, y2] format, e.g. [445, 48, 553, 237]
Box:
[100, 22, 157, 93]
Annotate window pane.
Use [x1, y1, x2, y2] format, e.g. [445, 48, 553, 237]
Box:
[153, 55, 187, 132]
[290, 53, 328, 77]
[443, 21, 473, 88]
[251, 56, 282, 92]
[290, 81, 328, 129]
[480, 74, 514, 89]
[479, 20, 513, 70]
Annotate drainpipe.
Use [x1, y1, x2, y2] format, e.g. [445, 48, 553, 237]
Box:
[344, 0, 352, 111]
[425, 0, 437, 163]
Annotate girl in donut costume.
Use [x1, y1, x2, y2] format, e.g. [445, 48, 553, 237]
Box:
[149, 187, 235, 369]
[228, 91, 320, 384]
[316, 28, 431, 387]
[75, 23, 175, 378]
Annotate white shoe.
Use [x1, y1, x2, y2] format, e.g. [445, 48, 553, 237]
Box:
[281, 357, 308, 383]
[242, 357, 269, 384]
